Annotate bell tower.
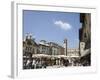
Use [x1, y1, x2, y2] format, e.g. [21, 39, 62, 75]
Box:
[63, 39, 67, 56]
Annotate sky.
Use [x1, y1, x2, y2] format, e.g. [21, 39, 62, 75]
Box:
[23, 10, 81, 48]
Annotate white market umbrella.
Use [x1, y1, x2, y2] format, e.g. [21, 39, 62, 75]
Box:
[32, 54, 50, 58]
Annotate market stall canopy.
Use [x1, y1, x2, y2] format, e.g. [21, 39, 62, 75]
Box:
[53, 55, 67, 58]
[32, 54, 51, 58]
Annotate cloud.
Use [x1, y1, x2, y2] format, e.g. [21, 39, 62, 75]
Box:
[54, 20, 72, 30]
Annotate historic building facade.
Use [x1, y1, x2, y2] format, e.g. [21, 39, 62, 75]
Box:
[39, 40, 50, 55]
[79, 13, 91, 49]
[23, 34, 39, 69]
[67, 48, 79, 57]
[23, 34, 79, 57]
[79, 13, 91, 66]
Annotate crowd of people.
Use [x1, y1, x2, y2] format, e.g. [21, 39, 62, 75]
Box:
[23, 57, 85, 69]
[23, 58, 48, 69]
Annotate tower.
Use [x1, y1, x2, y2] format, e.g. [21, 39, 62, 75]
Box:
[25, 33, 32, 40]
[63, 39, 67, 56]
[29, 33, 32, 39]
[25, 33, 28, 40]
